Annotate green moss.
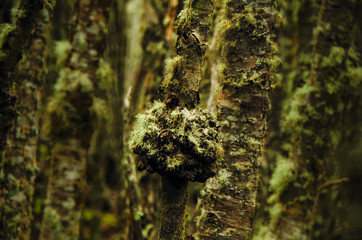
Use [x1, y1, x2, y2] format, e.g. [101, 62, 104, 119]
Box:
[162, 56, 182, 88]
[130, 101, 221, 182]
[268, 202, 283, 227]
[96, 58, 115, 90]
[242, 7, 258, 25]
[0, 24, 15, 60]
[320, 46, 345, 68]
[43, 207, 63, 236]
[176, 0, 192, 30]
[73, 31, 88, 51]
[91, 97, 111, 120]
[54, 41, 72, 66]
[217, 169, 232, 186]
[269, 154, 296, 195]
[54, 68, 93, 93]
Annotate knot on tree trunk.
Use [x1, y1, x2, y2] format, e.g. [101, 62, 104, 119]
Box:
[130, 101, 222, 183]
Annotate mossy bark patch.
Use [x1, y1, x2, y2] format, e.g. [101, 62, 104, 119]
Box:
[0, 1, 46, 239]
[130, 101, 221, 183]
[252, 0, 362, 239]
[0, 0, 44, 152]
[40, 0, 111, 239]
[195, 0, 278, 239]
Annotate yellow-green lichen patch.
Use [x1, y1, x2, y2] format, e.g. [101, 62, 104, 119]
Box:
[129, 101, 222, 182]
[0, 24, 15, 61]
[162, 56, 182, 89]
[54, 68, 93, 93]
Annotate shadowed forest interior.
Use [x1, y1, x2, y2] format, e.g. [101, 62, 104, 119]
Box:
[0, 0, 361, 240]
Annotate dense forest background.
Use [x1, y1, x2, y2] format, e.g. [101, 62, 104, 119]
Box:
[0, 0, 361, 240]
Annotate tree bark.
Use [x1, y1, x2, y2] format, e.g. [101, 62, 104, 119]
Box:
[160, 177, 188, 240]
[160, 0, 215, 238]
[0, 0, 44, 152]
[252, 0, 362, 239]
[195, 0, 279, 239]
[0, 1, 46, 239]
[39, 0, 110, 239]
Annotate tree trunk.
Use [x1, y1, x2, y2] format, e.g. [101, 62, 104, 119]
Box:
[160, 177, 188, 240]
[195, 0, 279, 239]
[252, 0, 362, 239]
[39, 0, 110, 239]
[127, 1, 179, 238]
[0, 1, 46, 239]
[0, 0, 44, 152]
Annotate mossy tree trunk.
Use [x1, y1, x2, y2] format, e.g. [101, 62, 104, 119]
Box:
[39, 0, 111, 239]
[30, 2, 76, 238]
[0, 0, 44, 152]
[252, 0, 362, 239]
[160, 1, 215, 239]
[195, 0, 279, 239]
[126, 1, 180, 238]
[129, 0, 215, 239]
[1, 3, 55, 239]
[0, 1, 46, 239]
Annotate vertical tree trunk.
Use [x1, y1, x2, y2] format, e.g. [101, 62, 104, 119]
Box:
[252, 0, 362, 239]
[160, 0, 215, 238]
[126, 1, 179, 238]
[129, 0, 215, 239]
[160, 177, 188, 240]
[1, 3, 55, 239]
[40, 0, 110, 239]
[0, 0, 44, 152]
[0, 1, 46, 239]
[195, 0, 279, 239]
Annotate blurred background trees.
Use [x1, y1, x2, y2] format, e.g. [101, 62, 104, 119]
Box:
[0, 0, 361, 239]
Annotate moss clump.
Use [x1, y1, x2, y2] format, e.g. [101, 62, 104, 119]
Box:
[130, 101, 222, 182]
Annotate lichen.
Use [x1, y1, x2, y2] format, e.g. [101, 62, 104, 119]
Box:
[54, 40, 72, 66]
[130, 101, 222, 182]
[0, 23, 15, 60]
[54, 68, 93, 93]
[268, 155, 296, 194]
[162, 56, 182, 89]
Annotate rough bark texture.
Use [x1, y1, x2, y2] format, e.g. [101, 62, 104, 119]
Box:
[0, 0, 44, 153]
[0, 1, 46, 239]
[195, 0, 279, 239]
[252, 0, 362, 239]
[159, 1, 216, 238]
[39, 0, 110, 239]
[132, 1, 179, 238]
[163, 0, 214, 109]
[1, 3, 55, 239]
[130, 0, 215, 239]
[160, 177, 188, 240]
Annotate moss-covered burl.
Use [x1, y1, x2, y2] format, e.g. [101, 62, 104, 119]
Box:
[130, 0, 216, 238]
[130, 101, 222, 183]
[130, 101, 222, 239]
